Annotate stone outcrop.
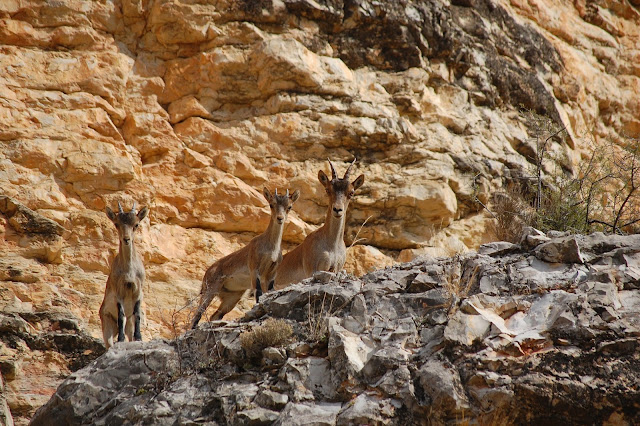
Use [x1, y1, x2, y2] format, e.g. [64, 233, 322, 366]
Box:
[1, 0, 639, 423]
[31, 231, 640, 425]
[0, 307, 104, 424]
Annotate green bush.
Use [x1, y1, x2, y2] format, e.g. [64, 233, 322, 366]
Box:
[486, 110, 640, 240]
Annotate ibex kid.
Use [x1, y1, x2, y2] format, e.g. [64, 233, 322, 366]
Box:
[190, 188, 300, 329]
[99, 202, 149, 349]
[275, 158, 364, 288]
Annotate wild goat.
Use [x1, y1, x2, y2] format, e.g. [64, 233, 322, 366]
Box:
[99, 202, 149, 349]
[190, 188, 300, 329]
[275, 159, 364, 288]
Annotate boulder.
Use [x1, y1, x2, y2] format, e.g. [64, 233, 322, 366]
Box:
[417, 360, 469, 413]
[274, 402, 342, 426]
[535, 235, 585, 264]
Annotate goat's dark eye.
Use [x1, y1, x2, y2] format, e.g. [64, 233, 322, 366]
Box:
[349, 191, 355, 197]
[287, 206, 292, 211]
[134, 224, 139, 229]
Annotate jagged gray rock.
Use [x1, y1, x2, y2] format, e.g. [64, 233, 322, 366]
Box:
[0, 196, 65, 237]
[31, 231, 640, 425]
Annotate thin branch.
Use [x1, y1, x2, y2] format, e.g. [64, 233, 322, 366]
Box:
[544, 126, 568, 145]
[612, 151, 639, 231]
[621, 217, 640, 228]
[348, 215, 373, 249]
[474, 196, 498, 220]
[587, 219, 622, 234]
[471, 172, 498, 220]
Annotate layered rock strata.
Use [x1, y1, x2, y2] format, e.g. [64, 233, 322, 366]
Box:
[1, 0, 639, 423]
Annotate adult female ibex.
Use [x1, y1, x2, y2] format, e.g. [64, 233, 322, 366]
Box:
[190, 188, 300, 329]
[99, 202, 149, 349]
[275, 158, 364, 288]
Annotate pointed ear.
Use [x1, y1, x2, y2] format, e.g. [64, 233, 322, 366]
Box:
[106, 206, 116, 222]
[137, 206, 149, 221]
[352, 174, 365, 191]
[263, 187, 273, 204]
[318, 170, 330, 188]
[290, 189, 300, 203]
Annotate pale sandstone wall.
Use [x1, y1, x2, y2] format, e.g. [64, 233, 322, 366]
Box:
[0, 0, 639, 423]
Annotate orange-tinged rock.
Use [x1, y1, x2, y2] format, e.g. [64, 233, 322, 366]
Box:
[344, 245, 395, 277]
[2, 0, 640, 423]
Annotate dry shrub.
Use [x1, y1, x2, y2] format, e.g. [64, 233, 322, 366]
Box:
[442, 255, 464, 299]
[239, 318, 293, 358]
[487, 110, 640, 239]
[487, 138, 640, 240]
[488, 184, 534, 243]
[305, 291, 337, 343]
[478, 402, 518, 426]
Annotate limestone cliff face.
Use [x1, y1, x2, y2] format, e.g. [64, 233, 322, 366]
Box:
[0, 0, 639, 423]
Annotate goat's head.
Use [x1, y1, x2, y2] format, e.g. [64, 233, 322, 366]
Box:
[318, 158, 365, 218]
[106, 201, 149, 247]
[263, 188, 300, 225]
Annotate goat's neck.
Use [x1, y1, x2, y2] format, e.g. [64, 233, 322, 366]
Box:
[263, 215, 285, 252]
[118, 241, 138, 265]
[321, 206, 346, 247]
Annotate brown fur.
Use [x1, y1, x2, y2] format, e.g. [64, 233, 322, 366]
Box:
[99, 202, 149, 349]
[190, 188, 300, 328]
[275, 159, 364, 288]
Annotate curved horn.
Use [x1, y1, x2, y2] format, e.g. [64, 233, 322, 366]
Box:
[131, 201, 137, 213]
[118, 201, 124, 214]
[328, 158, 337, 180]
[286, 188, 289, 197]
[344, 157, 357, 179]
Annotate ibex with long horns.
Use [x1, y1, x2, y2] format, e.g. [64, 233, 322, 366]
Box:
[190, 188, 300, 329]
[275, 158, 364, 288]
[99, 201, 149, 349]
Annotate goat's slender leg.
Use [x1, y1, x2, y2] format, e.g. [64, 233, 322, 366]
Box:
[125, 312, 134, 341]
[191, 289, 216, 329]
[255, 276, 262, 302]
[133, 300, 142, 341]
[210, 290, 244, 321]
[102, 313, 117, 349]
[250, 269, 262, 302]
[117, 302, 126, 342]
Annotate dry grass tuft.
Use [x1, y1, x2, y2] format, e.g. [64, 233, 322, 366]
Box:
[488, 184, 534, 243]
[305, 291, 339, 343]
[239, 318, 293, 358]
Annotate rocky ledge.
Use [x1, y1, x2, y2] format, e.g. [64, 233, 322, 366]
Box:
[31, 231, 640, 425]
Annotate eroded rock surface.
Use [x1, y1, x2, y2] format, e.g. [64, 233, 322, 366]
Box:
[2, 0, 640, 423]
[0, 307, 104, 424]
[32, 232, 640, 425]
